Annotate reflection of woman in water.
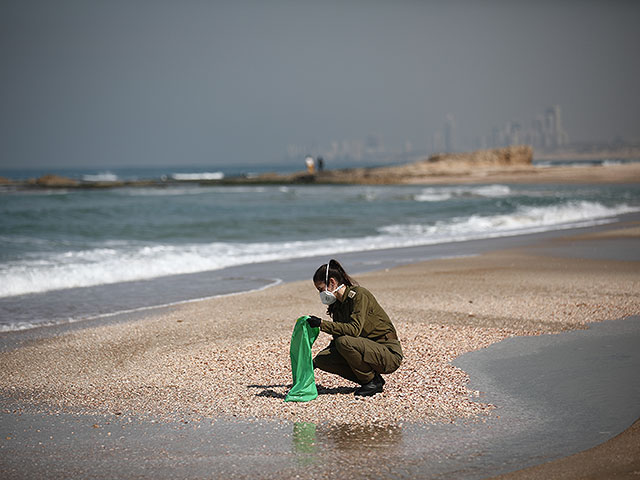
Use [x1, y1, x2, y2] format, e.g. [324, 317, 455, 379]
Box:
[307, 259, 403, 396]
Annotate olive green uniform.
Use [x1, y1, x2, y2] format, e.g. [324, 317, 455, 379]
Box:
[313, 285, 403, 385]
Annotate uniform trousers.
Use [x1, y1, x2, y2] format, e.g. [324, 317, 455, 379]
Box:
[313, 335, 402, 385]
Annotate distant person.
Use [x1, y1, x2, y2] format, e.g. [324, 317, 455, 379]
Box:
[307, 259, 403, 396]
[304, 155, 315, 174]
[316, 156, 324, 172]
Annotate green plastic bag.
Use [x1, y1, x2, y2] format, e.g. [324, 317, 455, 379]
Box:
[285, 315, 320, 402]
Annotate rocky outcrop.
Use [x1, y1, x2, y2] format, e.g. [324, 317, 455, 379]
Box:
[295, 145, 535, 184]
[28, 174, 80, 187]
[426, 145, 533, 169]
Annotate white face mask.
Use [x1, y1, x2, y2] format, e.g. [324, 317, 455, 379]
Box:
[319, 260, 344, 305]
[319, 282, 344, 305]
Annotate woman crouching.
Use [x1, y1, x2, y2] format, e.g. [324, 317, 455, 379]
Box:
[307, 259, 403, 396]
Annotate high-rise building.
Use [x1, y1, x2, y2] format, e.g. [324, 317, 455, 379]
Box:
[444, 114, 456, 152]
[543, 105, 569, 148]
[365, 134, 383, 154]
[491, 126, 502, 148]
[432, 130, 445, 153]
[487, 105, 569, 151]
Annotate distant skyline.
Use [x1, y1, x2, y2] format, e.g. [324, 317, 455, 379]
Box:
[2, 1, 639, 168]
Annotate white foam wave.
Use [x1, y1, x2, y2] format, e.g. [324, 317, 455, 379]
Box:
[380, 201, 636, 240]
[1, 201, 637, 298]
[171, 172, 224, 181]
[82, 172, 119, 182]
[117, 186, 212, 196]
[0, 241, 338, 298]
[415, 184, 511, 202]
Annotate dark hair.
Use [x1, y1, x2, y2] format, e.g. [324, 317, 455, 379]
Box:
[313, 259, 358, 316]
[313, 259, 357, 287]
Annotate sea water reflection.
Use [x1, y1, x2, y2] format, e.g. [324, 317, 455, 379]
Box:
[292, 422, 318, 465]
[292, 421, 403, 466]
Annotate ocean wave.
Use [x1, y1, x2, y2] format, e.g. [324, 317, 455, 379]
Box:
[0, 200, 636, 298]
[380, 201, 636, 239]
[414, 184, 512, 202]
[116, 186, 213, 196]
[115, 185, 274, 196]
[82, 172, 119, 182]
[171, 172, 224, 181]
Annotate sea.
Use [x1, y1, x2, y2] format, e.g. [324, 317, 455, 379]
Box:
[1, 159, 639, 333]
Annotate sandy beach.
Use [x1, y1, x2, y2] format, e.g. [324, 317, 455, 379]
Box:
[1, 220, 639, 478]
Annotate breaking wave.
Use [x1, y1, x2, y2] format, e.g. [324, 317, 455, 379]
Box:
[171, 172, 224, 181]
[414, 184, 512, 202]
[1, 200, 636, 298]
[82, 172, 119, 182]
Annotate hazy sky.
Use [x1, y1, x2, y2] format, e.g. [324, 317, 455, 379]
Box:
[2, 0, 639, 169]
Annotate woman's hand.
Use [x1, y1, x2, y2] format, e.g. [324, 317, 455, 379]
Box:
[307, 316, 322, 328]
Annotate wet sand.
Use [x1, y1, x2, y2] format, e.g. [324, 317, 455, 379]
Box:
[0, 221, 639, 478]
[492, 418, 640, 480]
[460, 315, 640, 479]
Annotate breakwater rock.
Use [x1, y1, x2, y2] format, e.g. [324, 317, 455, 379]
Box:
[7, 145, 556, 189]
[27, 174, 80, 188]
[13, 175, 167, 190]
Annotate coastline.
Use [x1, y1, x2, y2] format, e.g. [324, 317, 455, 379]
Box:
[2, 156, 640, 189]
[1, 218, 639, 478]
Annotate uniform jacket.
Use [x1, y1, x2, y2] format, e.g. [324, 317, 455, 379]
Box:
[319, 285, 403, 358]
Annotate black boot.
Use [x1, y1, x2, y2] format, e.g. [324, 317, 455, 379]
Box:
[354, 374, 384, 397]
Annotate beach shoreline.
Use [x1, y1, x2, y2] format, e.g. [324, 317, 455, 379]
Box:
[0, 219, 639, 478]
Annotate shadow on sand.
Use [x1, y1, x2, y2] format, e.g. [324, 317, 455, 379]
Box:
[248, 383, 357, 399]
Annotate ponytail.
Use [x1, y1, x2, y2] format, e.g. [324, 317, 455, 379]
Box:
[313, 259, 357, 287]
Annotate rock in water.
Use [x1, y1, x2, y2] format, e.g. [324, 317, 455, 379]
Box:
[32, 174, 80, 187]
